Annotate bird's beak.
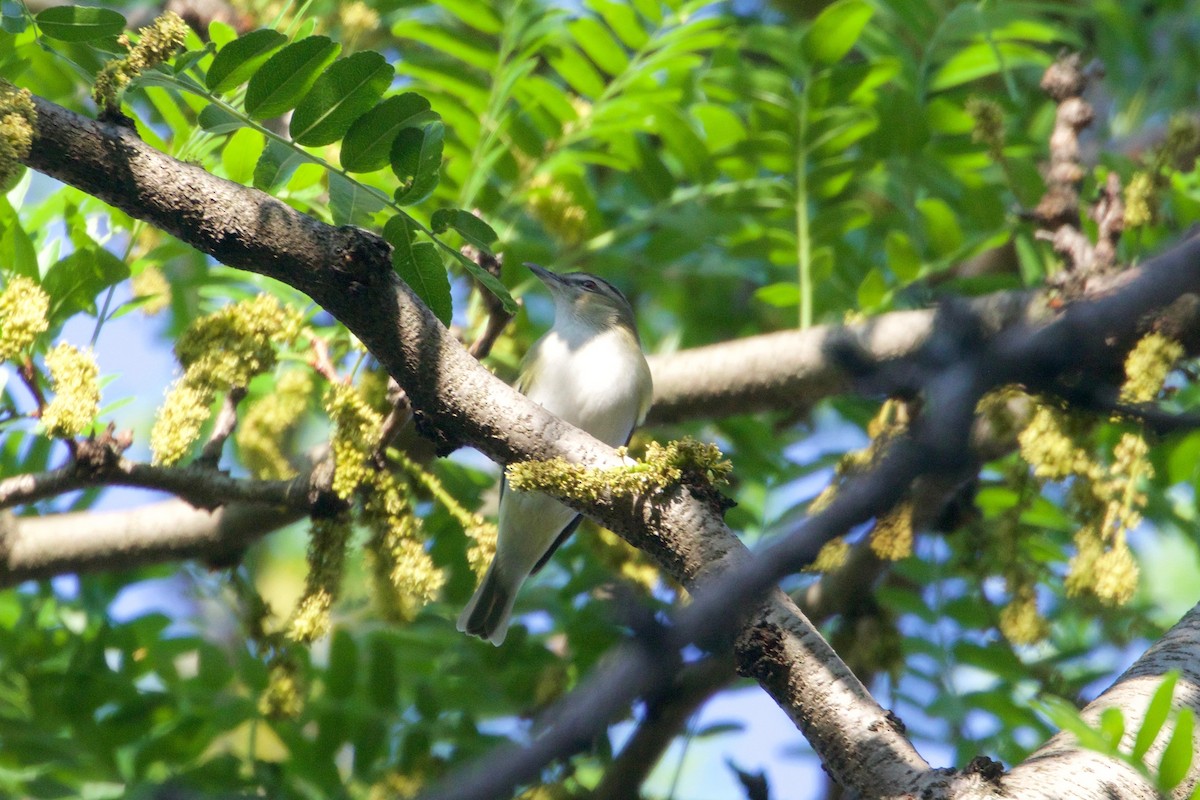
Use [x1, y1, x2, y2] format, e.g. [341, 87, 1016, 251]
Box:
[524, 262, 564, 289]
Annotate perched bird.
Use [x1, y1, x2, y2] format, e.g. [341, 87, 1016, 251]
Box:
[457, 263, 653, 645]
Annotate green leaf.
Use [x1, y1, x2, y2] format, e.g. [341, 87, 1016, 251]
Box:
[1099, 707, 1125, 751]
[252, 138, 306, 191]
[754, 282, 799, 308]
[1037, 697, 1113, 754]
[341, 93, 436, 173]
[569, 17, 629, 75]
[431, 0, 502, 35]
[222, 127, 264, 184]
[329, 173, 386, 226]
[1134, 672, 1178, 761]
[205, 28, 287, 93]
[1159, 707, 1194, 791]
[244, 35, 341, 120]
[445, 247, 516, 315]
[42, 247, 130, 324]
[587, 0, 649, 49]
[0, 198, 37, 279]
[929, 41, 1050, 92]
[384, 215, 453, 325]
[856, 267, 888, 310]
[430, 209, 498, 253]
[802, 0, 873, 65]
[367, 635, 398, 711]
[325, 629, 357, 701]
[290, 51, 394, 146]
[35, 6, 125, 42]
[197, 103, 244, 134]
[547, 43, 606, 98]
[391, 123, 444, 206]
[885, 230, 921, 282]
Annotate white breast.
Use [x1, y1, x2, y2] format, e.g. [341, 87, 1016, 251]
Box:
[525, 326, 651, 447]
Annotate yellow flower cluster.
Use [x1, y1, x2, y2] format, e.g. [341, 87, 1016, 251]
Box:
[151, 295, 302, 465]
[526, 173, 590, 246]
[869, 501, 914, 561]
[505, 437, 731, 501]
[0, 276, 49, 362]
[130, 265, 171, 315]
[393, 450, 497, 577]
[1123, 171, 1155, 229]
[0, 81, 35, 190]
[41, 343, 100, 438]
[325, 381, 383, 499]
[808, 537, 850, 572]
[92, 12, 189, 112]
[258, 656, 304, 719]
[966, 96, 1005, 160]
[1017, 404, 1095, 481]
[1017, 332, 1175, 608]
[338, 1, 380, 45]
[998, 583, 1048, 645]
[363, 470, 445, 622]
[1120, 332, 1182, 404]
[367, 773, 423, 800]
[288, 516, 352, 643]
[236, 370, 313, 479]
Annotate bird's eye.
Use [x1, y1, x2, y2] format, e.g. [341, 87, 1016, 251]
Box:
[582, 279, 599, 291]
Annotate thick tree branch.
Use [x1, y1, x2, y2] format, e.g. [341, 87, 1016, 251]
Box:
[0, 498, 304, 585]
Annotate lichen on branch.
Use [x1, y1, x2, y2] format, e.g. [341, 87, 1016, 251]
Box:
[505, 437, 731, 501]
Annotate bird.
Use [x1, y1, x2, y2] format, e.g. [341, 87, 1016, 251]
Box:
[457, 263, 653, 645]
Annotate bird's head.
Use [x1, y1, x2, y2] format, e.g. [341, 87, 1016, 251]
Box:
[525, 263, 639, 341]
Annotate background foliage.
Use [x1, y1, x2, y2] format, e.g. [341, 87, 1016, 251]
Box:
[4, 0, 1200, 797]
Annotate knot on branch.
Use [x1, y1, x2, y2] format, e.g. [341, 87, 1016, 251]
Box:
[74, 424, 132, 476]
[332, 225, 391, 280]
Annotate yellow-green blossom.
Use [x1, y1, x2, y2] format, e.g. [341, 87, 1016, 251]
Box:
[869, 501, 914, 561]
[131, 265, 171, 315]
[0, 276, 49, 362]
[998, 584, 1048, 645]
[363, 470, 445, 622]
[93, 12, 189, 112]
[808, 537, 850, 573]
[258, 656, 304, 719]
[176, 294, 303, 390]
[237, 370, 313, 479]
[393, 450, 497, 577]
[1120, 332, 1182, 404]
[966, 96, 1005, 159]
[1123, 171, 1155, 228]
[150, 295, 303, 465]
[1092, 539, 1139, 605]
[41, 343, 100, 438]
[1017, 404, 1096, 481]
[325, 381, 383, 499]
[289, 516, 352, 643]
[0, 81, 35, 190]
[150, 379, 215, 466]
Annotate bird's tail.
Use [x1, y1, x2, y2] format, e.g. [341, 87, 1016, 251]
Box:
[456, 563, 516, 646]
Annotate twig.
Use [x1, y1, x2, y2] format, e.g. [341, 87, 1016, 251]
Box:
[197, 385, 247, 467]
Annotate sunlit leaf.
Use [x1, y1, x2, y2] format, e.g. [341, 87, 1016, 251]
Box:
[206, 28, 287, 93]
[385, 218, 453, 326]
[290, 51, 393, 146]
[430, 209, 498, 253]
[341, 93, 437, 173]
[802, 0, 873, 65]
[35, 6, 125, 42]
[244, 35, 341, 120]
[391, 123, 445, 206]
